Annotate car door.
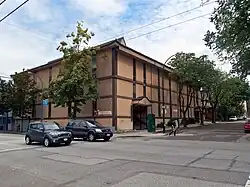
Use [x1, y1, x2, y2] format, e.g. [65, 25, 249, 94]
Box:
[71, 122, 83, 138]
[28, 123, 38, 141]
[79, 121, 89, 138]
[36, 123, 45, 143]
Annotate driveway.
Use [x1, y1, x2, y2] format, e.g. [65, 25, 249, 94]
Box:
[0, 126, 249, 187]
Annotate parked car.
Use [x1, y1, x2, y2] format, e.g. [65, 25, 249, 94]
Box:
[65, 120, 113, 141]
[229, 116, 237, 121]
[238, 116, 247, 120]
[25, 121, 72, 147]
[244, 119, 250, 133]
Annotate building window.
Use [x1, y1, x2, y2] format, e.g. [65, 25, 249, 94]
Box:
[133, 59, 136, 98]
[143, 63, 146, 97]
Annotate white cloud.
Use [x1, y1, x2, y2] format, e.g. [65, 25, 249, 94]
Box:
[0, 0, 232, 77]
[70, 0, 127, 16]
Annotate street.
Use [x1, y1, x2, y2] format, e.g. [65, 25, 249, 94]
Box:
[0, 122, 249, 187]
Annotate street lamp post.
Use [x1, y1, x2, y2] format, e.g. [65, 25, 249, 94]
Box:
[200, 87, 204, 125]
[162, 54, 176, 133]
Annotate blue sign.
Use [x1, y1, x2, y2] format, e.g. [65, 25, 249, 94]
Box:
[42, 99, 49, 106]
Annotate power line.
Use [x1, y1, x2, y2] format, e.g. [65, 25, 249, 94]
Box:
[0, 0, 30, 23]
[0, 0, 7, 6]
[96, 0, 215, 44]
[127, 12, 212, 41]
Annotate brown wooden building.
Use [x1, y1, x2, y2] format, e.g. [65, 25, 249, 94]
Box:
[29, 38, 202, 130]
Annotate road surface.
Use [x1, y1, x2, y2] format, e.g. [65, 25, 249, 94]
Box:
[0, 121, 249, 187]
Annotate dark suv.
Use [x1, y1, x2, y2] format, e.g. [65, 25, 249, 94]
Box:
[25, 121, 72, 147]
[65, 120, 113, 141]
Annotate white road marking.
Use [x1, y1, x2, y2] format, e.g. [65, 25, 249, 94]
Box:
[245, 175, 250, 187]
[0, 146, 34, 153]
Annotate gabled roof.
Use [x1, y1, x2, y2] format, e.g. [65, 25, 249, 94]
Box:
[28, 37, 172, 73]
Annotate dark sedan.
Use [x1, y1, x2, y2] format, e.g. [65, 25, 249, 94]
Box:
[65, 120, 113, 141]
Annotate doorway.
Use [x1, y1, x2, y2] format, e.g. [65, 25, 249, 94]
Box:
[132, 104, 148, 130]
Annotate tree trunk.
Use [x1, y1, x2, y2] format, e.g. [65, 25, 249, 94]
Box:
[200, 109, 204, 125]
[72, 102, 77, 120]
[67, 102, 72, 119]
[211, 107, 216, 123]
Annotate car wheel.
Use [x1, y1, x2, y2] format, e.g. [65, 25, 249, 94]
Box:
[65, 140, 71, 146]
[103, 137, 110, 142]
[88, 132, 95, 142]
[25, 136, 32, 145]
[43, 138, 50, 147]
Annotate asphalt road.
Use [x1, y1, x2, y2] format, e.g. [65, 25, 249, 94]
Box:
[160, 121, 250, 143]
[0, 121, 249, 187]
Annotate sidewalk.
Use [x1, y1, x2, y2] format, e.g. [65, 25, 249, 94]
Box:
[115, 122, 210, 139]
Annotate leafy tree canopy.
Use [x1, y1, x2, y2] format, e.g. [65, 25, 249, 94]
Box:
[204, 0, 250, 77]
[49, 21, 98, 118]
[10, 71, 39, 117]
[0, 78, 12, 114]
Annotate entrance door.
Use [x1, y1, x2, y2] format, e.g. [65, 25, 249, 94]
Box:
[132, 104, 148, 130]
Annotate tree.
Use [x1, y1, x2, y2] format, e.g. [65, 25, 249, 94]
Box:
[169, 53, 198, 126]
[49, 21, 98, 118]
[204, 0, 250, 78]
[219, 76, 250, 120]
[205, 69, 228, 123]
[0, 78, 12, 114]
[10, 71, 39, 118]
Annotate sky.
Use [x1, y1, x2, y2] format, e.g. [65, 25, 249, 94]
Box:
[0, 0, 231, 77]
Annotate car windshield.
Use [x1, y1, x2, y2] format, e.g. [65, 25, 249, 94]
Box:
[44, 123, 60, 130]
[86, 121, 102, 128]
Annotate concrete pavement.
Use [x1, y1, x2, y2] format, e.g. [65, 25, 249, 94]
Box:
[0, 121, 249, 186]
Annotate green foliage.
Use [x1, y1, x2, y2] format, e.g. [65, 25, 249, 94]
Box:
[204, 0, 250, 77]
[49, 21, 98, 118]
[10, 71, 40, 117]
[0, 78, 12, 114]
[219, 76, 250, 117]
[168, 53, 215, 121]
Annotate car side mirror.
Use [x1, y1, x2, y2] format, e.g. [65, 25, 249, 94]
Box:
[83, 125, 88, 129]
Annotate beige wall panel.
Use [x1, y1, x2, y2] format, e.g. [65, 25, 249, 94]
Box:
[171, 80, 178, 92]
[171, 92, 178, 105]
[172, 105, 180, 118]
[117, 118, 133, 130]
[152, 67, 158, 85]
[163, 90, 169, 103]
[146, 86, 152, 100]
[152, 103, 158, 116]
[152, 88, 158, 102]
[96, 118, 112, 127]
[117, 79, 133, 97]
[76, 101, 93, 117]
[51, 105, 68, 118]
[96, 49, 112, 78]
[146, 64, 152, 84]
[136, 84, 143, 97]
[136, 61, 143, 82]
[35, 69, 49, 89]
[117, 98, 131, 116]
[97, 98, 112, 112]
[118, 53, 133, 79]
[98, 79, 112, 96]
[163, 74, 169, 89]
